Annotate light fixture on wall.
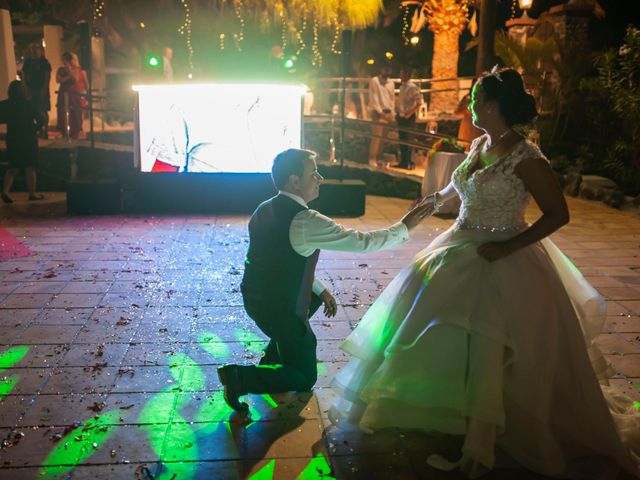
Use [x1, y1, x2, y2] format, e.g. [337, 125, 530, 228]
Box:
[518, 0, 533, 19]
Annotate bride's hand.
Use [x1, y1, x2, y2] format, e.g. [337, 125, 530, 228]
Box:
[401, 202, 437, 230]
[477, 241, 512, 262]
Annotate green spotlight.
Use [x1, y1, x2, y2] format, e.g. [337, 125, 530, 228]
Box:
[283, 55, 298, 72]
[146, 54, 161, 68]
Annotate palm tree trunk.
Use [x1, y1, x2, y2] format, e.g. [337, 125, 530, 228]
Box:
[430, 30, 461, 114]
[475, 0, 498, 75]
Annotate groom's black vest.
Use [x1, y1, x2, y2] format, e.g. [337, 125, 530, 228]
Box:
[241, 194, 320, 319]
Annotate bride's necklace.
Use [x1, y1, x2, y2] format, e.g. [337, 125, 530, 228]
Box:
[485, 129, 512, 151]
[480, 129, 512, 166]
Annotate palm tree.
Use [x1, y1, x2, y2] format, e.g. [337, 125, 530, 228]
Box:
[407, 0, 471, 113]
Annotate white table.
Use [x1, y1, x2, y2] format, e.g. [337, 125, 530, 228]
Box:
[421, 151, 466, 215]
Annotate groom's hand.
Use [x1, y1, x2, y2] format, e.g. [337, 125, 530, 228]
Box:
[401, 202, 436, 231]
[320, 290, 337, 318]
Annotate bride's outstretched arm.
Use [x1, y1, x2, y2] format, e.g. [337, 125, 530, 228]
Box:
[478, 156, 569, 262]
[419, 181, 459, 210]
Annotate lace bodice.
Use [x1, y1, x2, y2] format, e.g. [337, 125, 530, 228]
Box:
[451, 135, 546, 232]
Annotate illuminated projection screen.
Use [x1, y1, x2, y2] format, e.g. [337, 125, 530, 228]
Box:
[134, 83, 305, 173]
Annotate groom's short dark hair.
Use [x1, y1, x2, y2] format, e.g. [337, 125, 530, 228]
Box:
[271, 149, 316, 190]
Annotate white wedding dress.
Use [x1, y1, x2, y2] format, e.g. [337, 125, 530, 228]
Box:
[330, 135, 640, 479]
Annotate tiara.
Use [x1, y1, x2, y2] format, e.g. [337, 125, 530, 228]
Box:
[490, 64, 503, 82]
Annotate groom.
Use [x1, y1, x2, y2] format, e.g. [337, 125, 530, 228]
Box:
[217, 148, 433, 412]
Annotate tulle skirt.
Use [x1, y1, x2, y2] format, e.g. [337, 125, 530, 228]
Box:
[330, 225, 640, 479]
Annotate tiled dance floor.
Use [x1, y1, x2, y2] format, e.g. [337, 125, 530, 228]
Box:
[0, 193, 639, 479]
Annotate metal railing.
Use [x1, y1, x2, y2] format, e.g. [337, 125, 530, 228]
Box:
[305, 114, 466, 168]
[55, 89, 135, 146]
[312, 76, 475, 121]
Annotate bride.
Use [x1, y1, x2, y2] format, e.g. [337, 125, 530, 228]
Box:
[329, 67, 640, 479]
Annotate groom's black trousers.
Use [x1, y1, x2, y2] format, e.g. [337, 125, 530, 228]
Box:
[236, 293, 323, 394]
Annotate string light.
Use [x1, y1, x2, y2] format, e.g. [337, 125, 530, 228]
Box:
[219, 33, 225, 50]
[330, 17, 342, 55]
[311, 17, 322, 67]
[280, 9, 287, 51]
[401, 4, 410, 45]
[294, 11, 307, 55]
[232, 0, 245, 51]
[510, 0, 517, 19]
[92, 0, 105, 37]
[178, 0, 194, 69]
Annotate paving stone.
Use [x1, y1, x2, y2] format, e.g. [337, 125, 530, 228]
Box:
[33, 308, 93, 325]
[1, 344, 68, 369]
[1, 368, 50, 395]
[243, 418, 325, 460]
[0, 426, 65, 468]
[20, 393, 108, 427]
[13, 283, 66, 295]
[0, 467, 59, 479]
[0, 395, 33, 428]
[59, 343, 129, 368]
[121, 342, 189, 367]
[77, 424, 165, 465]
[20, 325, 82, 345]
[329, 453, 419, 479]
[0, 282, 19, 294]
[1, 294, 55, 309]
[60, 282, 112, 294]
[162, 420, 245, 462]
[40, 367, 117, 395]
[243, 455, 336, 479]
[111, 366, 177, 394]
[68, 463, 158, 480]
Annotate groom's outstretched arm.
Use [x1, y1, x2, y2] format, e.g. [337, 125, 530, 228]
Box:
[291, 202, 431, 317]
[289, 201, 431, 257]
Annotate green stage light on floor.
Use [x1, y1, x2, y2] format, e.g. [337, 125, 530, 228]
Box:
[0, 345, 30, 370]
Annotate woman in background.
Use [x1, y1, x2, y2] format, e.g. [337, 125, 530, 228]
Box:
[56, 52, 84, 139]
[0, 80, 45, 203]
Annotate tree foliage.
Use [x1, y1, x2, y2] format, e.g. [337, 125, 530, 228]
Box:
[596, 26, 640, 162]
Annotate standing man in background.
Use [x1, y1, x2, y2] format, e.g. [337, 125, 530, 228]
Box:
[22, 43, 51, 139]
[394, 66, 422, 170]
[368, 62, 395, 166]
[162, 47, 174, 82]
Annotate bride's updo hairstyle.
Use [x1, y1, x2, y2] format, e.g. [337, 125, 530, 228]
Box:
[478, 67, 538, 127]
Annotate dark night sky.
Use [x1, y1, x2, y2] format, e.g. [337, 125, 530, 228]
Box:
[368, 0, 640, 77]
[4, 0, 639, 78]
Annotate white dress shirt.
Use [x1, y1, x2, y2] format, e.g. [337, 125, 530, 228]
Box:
[369, 76, 395, 115]
[397, 80, 422, 117]
[279, 191, 410, 295]
[163, 56, 173, 82]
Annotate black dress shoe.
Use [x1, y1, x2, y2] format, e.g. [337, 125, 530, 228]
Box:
[217, 365, 249, 413]
[1, 193, 13, 204]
